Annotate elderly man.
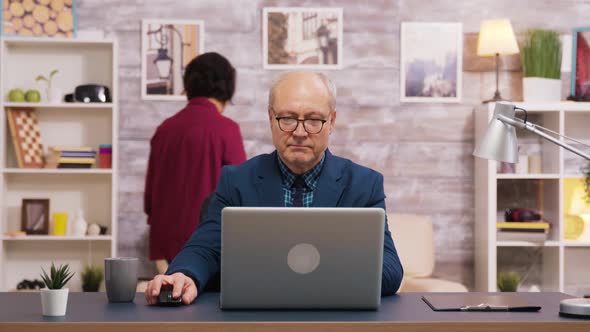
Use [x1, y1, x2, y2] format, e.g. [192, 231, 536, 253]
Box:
[145, 71, 403, 305]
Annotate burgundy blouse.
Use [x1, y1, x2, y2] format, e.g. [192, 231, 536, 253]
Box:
[144, 98, 246, 261]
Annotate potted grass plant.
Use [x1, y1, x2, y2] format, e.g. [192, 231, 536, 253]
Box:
[521, 29, 562, 102]
[81, 265, 103, 292]
[39, 262, 75, 316]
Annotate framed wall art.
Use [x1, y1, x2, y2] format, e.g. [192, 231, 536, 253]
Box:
[141, 19, 205, 100]
[263, 7, 343, 70]
[2, 0, 76, 37]
[400, 22, 463, 103]
[570, 26, 590, 101]
[21, 198, 49, 235]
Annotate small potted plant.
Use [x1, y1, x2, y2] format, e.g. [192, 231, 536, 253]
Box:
[39, 262, 75, 316]
[81, 265, 103, 292]
[520, 29, 562, 102]
[497, 272, 521, 292]
[35, 69, 60, 103]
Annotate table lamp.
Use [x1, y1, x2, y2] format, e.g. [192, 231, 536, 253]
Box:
[477, 19, 520, 103]
[473, 102, 590, 318]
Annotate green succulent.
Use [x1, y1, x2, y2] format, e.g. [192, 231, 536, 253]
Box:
[497, 272, 521, 292]
[81, 265, 103, 292]
[40, 262, 74, 290]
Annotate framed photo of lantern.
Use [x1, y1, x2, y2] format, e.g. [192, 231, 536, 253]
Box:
[141, 19, 205, 100]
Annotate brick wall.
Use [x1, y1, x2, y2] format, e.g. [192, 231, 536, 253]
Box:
[77, 0, 590, 287]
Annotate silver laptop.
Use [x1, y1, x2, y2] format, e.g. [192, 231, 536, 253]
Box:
[220, 207, 384, 310]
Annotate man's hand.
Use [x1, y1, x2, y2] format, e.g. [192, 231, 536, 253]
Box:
[145, 272, 198, 305]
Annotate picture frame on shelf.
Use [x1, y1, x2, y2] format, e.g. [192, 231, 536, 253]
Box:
[1, 0, 77, 38]
[570, 26, 590, 101]
[141, 19, 205, 101]
[21, 199, 50, 235]
[400, 22, 463, 103]
[263, 7, 343, 70]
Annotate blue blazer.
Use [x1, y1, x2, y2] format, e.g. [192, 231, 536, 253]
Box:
[167, 149, 404, 296]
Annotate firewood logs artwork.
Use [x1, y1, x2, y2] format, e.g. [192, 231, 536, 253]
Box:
[2, 0, 75, 37]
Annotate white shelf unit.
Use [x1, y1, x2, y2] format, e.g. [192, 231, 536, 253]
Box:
[475, 102, 590, 296]
[0, 37, 118, 291]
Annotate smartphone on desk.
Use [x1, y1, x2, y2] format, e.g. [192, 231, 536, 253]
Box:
[157, 284, 183, 306]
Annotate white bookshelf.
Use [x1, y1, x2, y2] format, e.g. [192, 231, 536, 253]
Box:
[474, 102, 590, 296]
[3, 102, 114, 109]
[0, 37, 118, 291]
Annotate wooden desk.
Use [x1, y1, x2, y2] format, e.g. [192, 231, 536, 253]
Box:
[0, 292, 588, 332]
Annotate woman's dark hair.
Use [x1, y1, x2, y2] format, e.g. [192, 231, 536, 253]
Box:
[183, 52, 236, 102]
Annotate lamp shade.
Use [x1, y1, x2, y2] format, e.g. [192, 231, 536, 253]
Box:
[473, 103, 519, 163]
[477, 19, 519, 56]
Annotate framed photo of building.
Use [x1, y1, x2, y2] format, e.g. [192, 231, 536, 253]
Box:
[21, 198, 49, 235]
[570, 26, 590, 101]
[141, 19, 205, 101]
[263, 7, 343, 70]
[400, 22, 463, 103]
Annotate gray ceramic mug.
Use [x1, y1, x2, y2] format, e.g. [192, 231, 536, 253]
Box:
[105, 257, 138, 302]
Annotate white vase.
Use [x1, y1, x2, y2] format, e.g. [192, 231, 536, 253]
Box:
[49, 88, 63, 104]
[72, 209, 88, 237]
[40, 288, 69, 316]
[522, 77, 561, 102]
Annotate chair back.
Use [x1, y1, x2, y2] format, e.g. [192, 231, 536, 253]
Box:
[387, 213, 435, 278]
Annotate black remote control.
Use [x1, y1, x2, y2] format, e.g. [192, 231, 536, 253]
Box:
[157, 284, 183, 306]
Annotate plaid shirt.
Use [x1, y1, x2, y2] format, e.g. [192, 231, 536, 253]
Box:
[277, 153, 325, 207]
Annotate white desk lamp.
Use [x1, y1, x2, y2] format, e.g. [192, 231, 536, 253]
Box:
[474, 103, 590, 162]
[473, 102, 590, 318]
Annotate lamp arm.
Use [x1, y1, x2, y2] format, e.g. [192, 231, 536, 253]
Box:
[497, 114, 590, 161]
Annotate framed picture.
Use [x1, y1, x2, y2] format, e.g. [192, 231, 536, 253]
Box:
[141, 19, 205, 101]
[400, 22, 463, 103]
[263, 7, 343, 70]
[21, 199, 49, 235]
[570, 26, 590, 101]
[2, 0, 77, 37]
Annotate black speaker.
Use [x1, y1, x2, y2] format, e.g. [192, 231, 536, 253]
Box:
[65, 84, 111, 103]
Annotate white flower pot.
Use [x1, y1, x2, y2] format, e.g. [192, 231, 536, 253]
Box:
[49, 88, 63, 104]
[522, 77, 561, 102]
[40, 288, 69, 316]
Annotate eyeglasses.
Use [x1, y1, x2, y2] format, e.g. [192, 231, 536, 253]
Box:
[275, 116, 328, 134]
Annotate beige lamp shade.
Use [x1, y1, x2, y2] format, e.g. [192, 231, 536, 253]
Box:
[477, 19, 520, 56]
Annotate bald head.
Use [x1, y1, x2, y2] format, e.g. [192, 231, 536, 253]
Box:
[268, 71, 337, 112]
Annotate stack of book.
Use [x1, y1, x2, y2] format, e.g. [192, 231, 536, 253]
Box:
[496, 221, 550, 242]
[45, 146, 97, 168]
